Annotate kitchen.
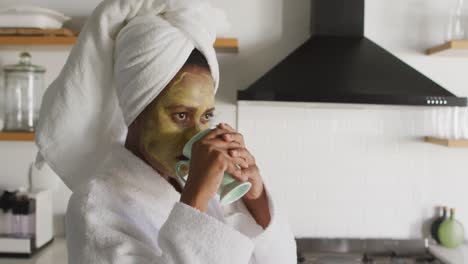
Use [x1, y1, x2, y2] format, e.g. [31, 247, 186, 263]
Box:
[0, 0, 468, 263]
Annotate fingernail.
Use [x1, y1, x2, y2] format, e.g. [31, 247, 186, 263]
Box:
[230, 150, 237, 156]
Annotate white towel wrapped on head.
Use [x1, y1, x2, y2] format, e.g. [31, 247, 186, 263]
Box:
[34, 0, 226, 191]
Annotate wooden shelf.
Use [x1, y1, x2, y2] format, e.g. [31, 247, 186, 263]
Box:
[0, 132, 35, 141]
[426, 40, 468, 56]
[424, 136, 468, 148]
[0, 35, 239, 52]
[0, 35, 78, 45]
[214, 38, 239, 52]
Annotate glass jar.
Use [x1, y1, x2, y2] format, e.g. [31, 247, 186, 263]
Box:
[0, 76, 4, 131]
[446, 0, 468, 41]
[3, 52, 46, 131]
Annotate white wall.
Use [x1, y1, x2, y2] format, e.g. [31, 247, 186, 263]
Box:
[239, 102, 468, 239]
[239, 0, 468, 239]
[365, 0, 468, 97]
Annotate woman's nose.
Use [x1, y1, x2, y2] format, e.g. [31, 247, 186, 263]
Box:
[185, 126, 203, 141]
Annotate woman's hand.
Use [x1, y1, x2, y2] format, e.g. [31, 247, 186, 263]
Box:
[217, 123, 264, 200]
[218, 123, 271, 228]
[180, 127, 250, 212]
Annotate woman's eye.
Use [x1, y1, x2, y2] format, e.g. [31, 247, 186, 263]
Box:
[203, 112, 214, 121]
[175, 113, 188, 121]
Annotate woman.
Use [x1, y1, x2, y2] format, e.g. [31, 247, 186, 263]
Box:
[34, 0, 296, 263]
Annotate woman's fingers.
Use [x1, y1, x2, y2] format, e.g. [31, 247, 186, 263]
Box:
[201, 124, 246, 150]
[228, 147, 255, 165]
[221, 132, 245, 147]
[203, 138, 242, 150]
[202, 127, 232, 140]
[218, 123, 235, 132]
[216, 151, 249, 181]
[240, 165, 259, 180]
[191, 124, 253, 183]
[226, 162, 248, 182]
[231, 157, 249, 169]
[218, 123, 246, 147]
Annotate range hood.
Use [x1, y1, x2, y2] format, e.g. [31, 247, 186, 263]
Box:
[238, 0, 467, 106]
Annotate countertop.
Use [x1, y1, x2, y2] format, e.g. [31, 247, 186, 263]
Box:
[429, 243, 468, 264]
[0, 238, 67, 264]
[3, 237, 464, 264]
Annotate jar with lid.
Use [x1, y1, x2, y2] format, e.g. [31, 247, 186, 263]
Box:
[3, 52, 46, 131]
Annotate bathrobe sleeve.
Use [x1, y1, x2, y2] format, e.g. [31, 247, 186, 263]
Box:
[66, 180, 255, 264]
[223, 186, 297, 264]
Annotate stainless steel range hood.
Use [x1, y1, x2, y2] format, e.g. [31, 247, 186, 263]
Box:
[237, 0, 467, 106]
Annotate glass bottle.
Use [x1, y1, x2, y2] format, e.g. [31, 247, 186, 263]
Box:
[0, 78, 4, 131]
[446, 0, 468, 41]
[438, 208, 465, 248]
[431, 206, 448, 243]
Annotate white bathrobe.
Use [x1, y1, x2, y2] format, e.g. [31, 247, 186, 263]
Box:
[66, 144, 297, 264]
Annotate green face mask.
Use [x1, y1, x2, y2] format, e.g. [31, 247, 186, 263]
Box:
[137, 65, 215, 177]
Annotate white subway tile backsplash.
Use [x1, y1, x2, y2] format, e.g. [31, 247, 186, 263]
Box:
[238, 102, 468, 239]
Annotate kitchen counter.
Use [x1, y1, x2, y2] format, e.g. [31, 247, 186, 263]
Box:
[3, 237, 465, 264]
[0, 238, 67, 264]
[429, 243, 468, 264]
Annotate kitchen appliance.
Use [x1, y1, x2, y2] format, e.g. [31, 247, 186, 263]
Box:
[3, 52, 46, 132]
[0, 188, 53, 257]
[238, 0, 467, 107]
[296, 238, 443, 264]
[0, 6, 70, 29]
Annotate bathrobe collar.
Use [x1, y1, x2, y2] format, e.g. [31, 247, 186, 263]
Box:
[93, 143, 183, 220]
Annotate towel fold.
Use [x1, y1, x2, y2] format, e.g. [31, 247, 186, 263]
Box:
[34, 0, 226, 191]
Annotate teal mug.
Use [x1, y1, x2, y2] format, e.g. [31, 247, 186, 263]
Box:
[176, 128, 251, 206]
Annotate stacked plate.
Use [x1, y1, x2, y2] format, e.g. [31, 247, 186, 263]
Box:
[0, 5, 70, 29]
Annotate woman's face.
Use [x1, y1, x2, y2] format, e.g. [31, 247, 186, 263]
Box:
[137, 65, 215, 177]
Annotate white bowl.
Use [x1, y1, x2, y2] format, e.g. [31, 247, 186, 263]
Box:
[0, 5, 71, 29]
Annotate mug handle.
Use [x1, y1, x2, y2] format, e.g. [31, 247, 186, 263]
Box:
[175, 160, 190, 182]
